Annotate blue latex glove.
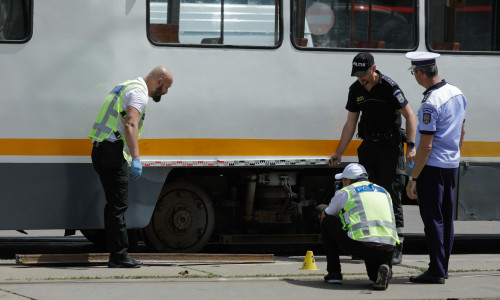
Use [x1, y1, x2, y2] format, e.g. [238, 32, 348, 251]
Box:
[130, 158, 142, 180]
[408, 162, 414, 168]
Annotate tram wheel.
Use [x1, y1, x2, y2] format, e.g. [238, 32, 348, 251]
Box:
[144, 181, 215, 253]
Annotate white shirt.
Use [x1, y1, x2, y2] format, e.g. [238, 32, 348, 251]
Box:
[324, 189, 349, 218]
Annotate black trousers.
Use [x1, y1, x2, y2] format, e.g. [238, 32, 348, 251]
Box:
[357, 140, 405, 231]
[416, 165, 456, 278]
[91, 140, 129, 257]
[321, 214, 393, 282]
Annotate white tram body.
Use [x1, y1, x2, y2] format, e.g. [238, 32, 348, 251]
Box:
[0, 0, 498, 251]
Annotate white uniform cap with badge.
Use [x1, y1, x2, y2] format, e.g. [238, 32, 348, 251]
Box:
[335, 163, 368, 180]
[405, 51, 440, 69]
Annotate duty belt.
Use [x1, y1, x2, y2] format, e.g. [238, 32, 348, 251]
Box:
[362, 132, 388, 142]
[362, 132, 397, 142]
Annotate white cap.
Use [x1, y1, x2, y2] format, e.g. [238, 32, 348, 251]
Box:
[335, 163, 368, 180]
[405, 51, 440, 69]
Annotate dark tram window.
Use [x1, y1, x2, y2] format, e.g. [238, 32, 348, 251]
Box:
[0, 0, 32, 43]
[148, 0, 282, 47]
[428, 0, 500, 53]
[292, 0, 417, 50]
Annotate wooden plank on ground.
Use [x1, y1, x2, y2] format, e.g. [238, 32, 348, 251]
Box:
[15, 253, 274, 265]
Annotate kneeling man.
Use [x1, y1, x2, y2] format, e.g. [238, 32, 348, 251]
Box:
[321, 163, 400, 290]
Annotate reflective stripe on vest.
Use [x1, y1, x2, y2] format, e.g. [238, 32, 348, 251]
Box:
[89, 80, 146, 161]
[340, 182, 399, 245]
[91, 85, 124, 138]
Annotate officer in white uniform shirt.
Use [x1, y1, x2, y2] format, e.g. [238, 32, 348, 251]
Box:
[405, 52, 467, 284]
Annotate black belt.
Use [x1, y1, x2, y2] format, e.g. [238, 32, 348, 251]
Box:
[360, 241, 394, 250]
[93, 140, 119, 147]
[362, 132, 397, 142]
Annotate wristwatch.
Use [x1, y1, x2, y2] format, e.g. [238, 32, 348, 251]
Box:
[409, 176, 418, 181]
[407, 142, 415, 147]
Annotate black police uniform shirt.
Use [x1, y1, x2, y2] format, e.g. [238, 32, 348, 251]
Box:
[346, 70, 408, 137]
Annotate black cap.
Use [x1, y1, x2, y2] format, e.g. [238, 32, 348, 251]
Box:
[351, 52, 374, 77]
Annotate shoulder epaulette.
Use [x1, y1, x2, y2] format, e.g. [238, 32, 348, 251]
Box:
[381, 75, 398, 87]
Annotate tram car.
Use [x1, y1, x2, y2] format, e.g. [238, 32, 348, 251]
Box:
[0, 0, 499, 252]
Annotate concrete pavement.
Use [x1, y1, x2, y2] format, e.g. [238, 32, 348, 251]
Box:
[1, 205, 499, 299]
[1, 253, 499, 299]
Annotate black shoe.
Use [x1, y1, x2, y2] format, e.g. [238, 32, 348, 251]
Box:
[373, 264, 390, 290]
[108, 253, 143, 268]
[324, 272, 343, 284]
[392, 243, 403, 265]
[409, 271, 445, 284]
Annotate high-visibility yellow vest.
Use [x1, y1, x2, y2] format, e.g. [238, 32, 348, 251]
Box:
[88, 79, 146, 162]
[339, 181, 399, 245]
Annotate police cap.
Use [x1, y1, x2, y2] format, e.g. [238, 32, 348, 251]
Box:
[405, 51, 440, 69]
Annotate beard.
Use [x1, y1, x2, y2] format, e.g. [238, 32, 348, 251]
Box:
[151, 86, 163, 102]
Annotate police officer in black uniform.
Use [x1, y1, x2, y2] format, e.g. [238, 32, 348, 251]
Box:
[329, 52, 417, 265]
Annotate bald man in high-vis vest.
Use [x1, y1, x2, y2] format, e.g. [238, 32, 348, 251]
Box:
[89, 66, 173, 268]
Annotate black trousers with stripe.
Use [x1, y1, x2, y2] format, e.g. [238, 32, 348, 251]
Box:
[357, 140, 405, 231]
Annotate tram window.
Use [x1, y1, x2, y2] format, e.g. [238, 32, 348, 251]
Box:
[428, 0, 500, 52]
[292, 0, 417, 50]
[148, 0, 281, 47]
[0, 0, 32, 42]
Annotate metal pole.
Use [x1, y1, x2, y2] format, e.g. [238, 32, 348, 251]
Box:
[368, 0, 372, 41]
[220, 0, 224, 44]
[350, 0, 354, 47]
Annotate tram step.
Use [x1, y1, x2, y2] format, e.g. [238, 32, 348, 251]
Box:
[15, 253, 274, 265]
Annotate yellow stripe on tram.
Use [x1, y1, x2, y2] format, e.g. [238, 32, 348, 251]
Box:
[0, 139, 498, 158]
